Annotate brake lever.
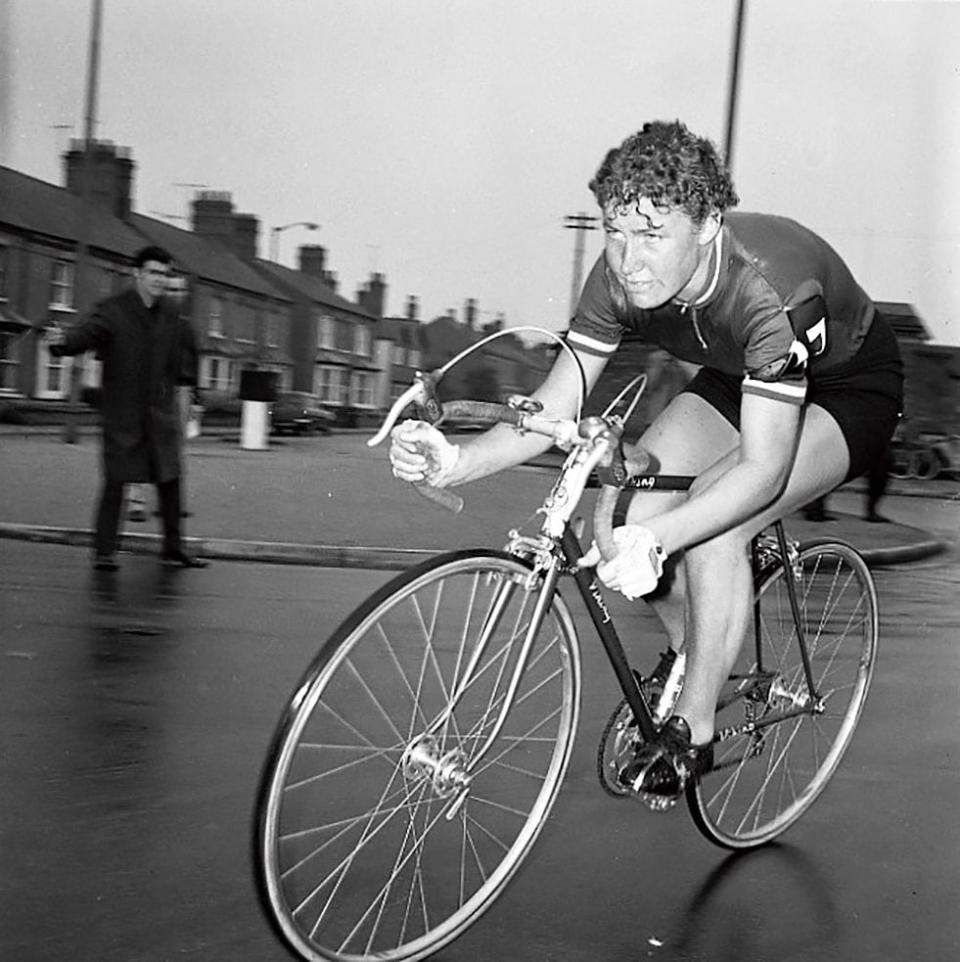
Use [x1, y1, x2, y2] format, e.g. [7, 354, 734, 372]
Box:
[412, 370, 444, 426]
[367, 372, 464, 513]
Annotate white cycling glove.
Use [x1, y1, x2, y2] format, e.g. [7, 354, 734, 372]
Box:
[389, 419, 461, 488]
[580, 524, 667, 600]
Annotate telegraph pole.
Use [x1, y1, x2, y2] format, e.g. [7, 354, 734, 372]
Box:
[723, 0, 747, 172]
[63, 0, 103, 443]
[563, 212, 598, 321]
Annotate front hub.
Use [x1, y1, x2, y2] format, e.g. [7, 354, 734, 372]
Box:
[402, 735, 471, 798]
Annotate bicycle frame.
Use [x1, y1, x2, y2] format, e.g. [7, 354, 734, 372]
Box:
[371, 372, 825, 771]
[434, 483, 825, 779]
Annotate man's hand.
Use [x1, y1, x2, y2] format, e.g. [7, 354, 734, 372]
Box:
[47, 322, 67, 356]
[389, 419, 460, 487]
[580, 524, 666, 600]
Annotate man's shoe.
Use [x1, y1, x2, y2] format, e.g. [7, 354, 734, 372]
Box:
[618, 715, 713, 801]
[865, 511, 889, 523]
[93, 554, 119, 571]
[160, 550, 209, 569]
[642, 648, 677, 701]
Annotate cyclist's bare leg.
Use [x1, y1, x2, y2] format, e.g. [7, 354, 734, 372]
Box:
[624, 393, 738, 652]
[674, 404, 850, 745]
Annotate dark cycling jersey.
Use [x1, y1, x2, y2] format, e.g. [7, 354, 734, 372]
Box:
[567, 212, 877, 406]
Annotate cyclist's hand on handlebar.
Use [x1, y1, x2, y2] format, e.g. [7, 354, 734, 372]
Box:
[580, 524, 666, 600]
[389, 419, 461, 487]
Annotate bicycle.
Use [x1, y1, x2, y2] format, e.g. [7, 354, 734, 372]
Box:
[254, 338, 879, 962]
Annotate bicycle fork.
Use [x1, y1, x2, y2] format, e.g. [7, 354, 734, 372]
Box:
[402, 561, 564, 820]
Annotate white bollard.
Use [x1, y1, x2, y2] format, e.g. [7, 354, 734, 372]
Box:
[240, 400, 270, 450]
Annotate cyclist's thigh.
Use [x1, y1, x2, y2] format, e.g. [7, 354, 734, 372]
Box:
[625, 392, 738, 524]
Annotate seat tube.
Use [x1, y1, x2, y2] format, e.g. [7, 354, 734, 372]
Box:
[773, 521, 819, 696]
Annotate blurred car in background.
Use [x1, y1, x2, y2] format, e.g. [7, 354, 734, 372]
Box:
[269, 392, 335, 436]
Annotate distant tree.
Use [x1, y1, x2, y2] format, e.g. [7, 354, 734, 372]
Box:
[439, 360, 500, 402]
[463, 364, 500, 402]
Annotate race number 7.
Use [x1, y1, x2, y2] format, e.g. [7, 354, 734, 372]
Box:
[788, 291, 829, 358]
[804, 316, 827, 356]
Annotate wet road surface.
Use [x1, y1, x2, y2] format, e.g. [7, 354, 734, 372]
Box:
[1, 489, 958, 962]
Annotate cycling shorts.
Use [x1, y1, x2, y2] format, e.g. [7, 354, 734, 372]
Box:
[682, 311, 903, 482]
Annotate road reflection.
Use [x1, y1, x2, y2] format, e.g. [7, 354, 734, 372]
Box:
[667, 843, 838, 960]
[75, 562, 188, 814]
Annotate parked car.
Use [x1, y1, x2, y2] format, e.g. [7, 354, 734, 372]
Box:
[269, 392, 335, 436]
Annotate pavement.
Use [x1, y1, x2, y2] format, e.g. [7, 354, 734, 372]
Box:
[0, 426, 953, 570]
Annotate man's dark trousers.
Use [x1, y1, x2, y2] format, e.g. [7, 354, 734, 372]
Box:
[94, 477, 183, 557]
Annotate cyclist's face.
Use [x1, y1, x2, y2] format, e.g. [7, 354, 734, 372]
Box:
[602, 198, 716, 310]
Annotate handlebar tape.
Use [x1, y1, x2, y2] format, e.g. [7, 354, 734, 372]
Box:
[593, 443, 653, 562]
[413, 481, 464, 514]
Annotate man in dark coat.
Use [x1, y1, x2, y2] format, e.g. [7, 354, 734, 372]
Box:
[125, 270, 200, 522]
[50, 245, 208, 571]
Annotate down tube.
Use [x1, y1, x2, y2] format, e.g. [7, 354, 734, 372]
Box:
[561, 526, 658, 742]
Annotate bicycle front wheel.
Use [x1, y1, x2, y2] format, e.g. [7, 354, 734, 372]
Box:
[255, 550, 581, 962]
[688, 540, 878, 849]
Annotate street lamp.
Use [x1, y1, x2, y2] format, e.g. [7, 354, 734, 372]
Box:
[270, 221, 320, 262]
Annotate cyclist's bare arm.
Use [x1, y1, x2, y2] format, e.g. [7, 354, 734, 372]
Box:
[435, 347, 609, 487]
[644, 390, 802, 554]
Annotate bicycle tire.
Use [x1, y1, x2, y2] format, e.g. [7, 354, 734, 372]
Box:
[255, 549, 581, 962]
[687, 539, 878, 849]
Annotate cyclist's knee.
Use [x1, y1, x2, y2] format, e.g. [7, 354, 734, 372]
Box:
[687, 527, 753, 568]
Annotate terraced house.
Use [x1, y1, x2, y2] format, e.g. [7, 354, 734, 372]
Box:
[0, 142, 296, 410]
[0, 138, 559, 429]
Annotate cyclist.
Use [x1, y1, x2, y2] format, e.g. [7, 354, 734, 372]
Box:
[389, 120, 903, 801]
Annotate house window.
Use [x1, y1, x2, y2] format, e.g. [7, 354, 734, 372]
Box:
[35, 334, 73, 398]
[317, 314, 335, 350]
[200, 356, 232, 391]
[315, 365, 345, 404]
[208, 296, 224, 337]
[408, 348, 422, 368]
[266, 312, 279, 348]
[45, 355, 67, 394]
[0, 330, 19, 392]
[393, 343, 406, 366]
[354, 325, 371, 357]
[0, 246, 9, 299]
[353, 372, 374, 407]
[236, 304, 255, 343]
[50, 260, 74, 310]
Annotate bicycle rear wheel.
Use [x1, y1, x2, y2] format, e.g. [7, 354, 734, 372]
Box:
[688, 540, 878, 849]
[255, 549, 581, 962]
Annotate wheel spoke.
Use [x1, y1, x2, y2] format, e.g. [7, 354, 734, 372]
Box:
[690, 542, 876, 849]
[258, 553, 580, 960]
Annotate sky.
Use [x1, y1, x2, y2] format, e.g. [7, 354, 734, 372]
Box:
[2, 0, 959, 345]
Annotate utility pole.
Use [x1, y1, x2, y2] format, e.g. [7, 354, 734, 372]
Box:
[723, 0, 747, 172]
[63, 0, 103, 444]
[563, 212, 598, 321]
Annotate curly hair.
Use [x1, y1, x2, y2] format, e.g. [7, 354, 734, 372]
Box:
[589, 121, 738, 225]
